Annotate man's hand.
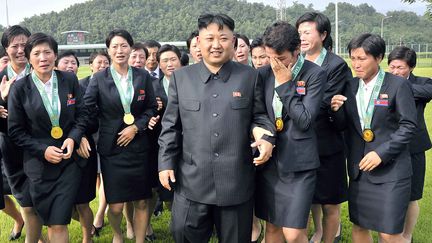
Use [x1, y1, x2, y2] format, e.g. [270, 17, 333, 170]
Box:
[359, 151, 382, 171]
[61, 138, 75, 159]
[156, 97, 163, 111]
[117, 124, 138, 146]
[331, 95, 347, 112]
[159, 170, 176, 191]
[270, 57, 292, 85]
[0, 105, 7, 118]
[252, 126, 274, 141]
[0, 75, 16, 101]
[76, 136, 91, 159]
[251, 139, 274, 166]
[44, 146, 63, 164]
[148, 115, 160, 130]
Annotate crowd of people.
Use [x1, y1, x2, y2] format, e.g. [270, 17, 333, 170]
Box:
[0, 11, 430, 243]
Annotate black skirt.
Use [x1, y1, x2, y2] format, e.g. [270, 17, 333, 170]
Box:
[0, 134, 32, 207]
[31, 161, 81, 225]
[255, 160, 316, 228]
[100, 151, 152, 203]
[313, 151, 348, 204]
[74, 150, 97, 204]
[348, 173, 411, 234]
[410, 152, 425, 201]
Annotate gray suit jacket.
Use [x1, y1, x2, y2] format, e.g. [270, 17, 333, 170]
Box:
[158, 61, 275, 206]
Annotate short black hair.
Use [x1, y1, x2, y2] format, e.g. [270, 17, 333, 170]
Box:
[234, 33, 250, 49]
[296, 12, 331, 45]
[323, 35, 333, 51]
[56, 50, 80, 67]
[131, 42, 149, 59]
[262, 21, 300, 54]
[250, 37, 264, 53]
[105, 29, 134, 48]
[388, 46, 417, 68]
[186, 30, 199, 50]
[156, 44, 181, 63]
[24, 33, 58, 60]
[347, 33, 385, 59]
[142, 40, 161, 50]
[180, 51, 190, 66]
[198, 13, 235, 32]
[0, 47, 7, 58]
[89, 50, 110, 65]
[1, 25, 31, 48]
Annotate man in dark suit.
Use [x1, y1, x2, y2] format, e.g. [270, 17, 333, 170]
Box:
[296, 12, 351, 243]
[388, 46, 432, 242]
[331, 34, 417, 243]
[158, 13, 275, 243]
[143, 40, 164, 79]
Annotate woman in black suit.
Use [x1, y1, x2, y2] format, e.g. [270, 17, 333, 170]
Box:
[331, 34, 417, 243]
[83, 29, 157, 243]
[388, 46, 432, 242]
[8, 32, 86, 243]
[255, 21, 325, 243]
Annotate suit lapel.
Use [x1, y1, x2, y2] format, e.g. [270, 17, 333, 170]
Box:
[130, 69, 141, 113]
[370, 72, 390, 127]
[106, 69, 125, 112]
[347, 79, 363, 137]
[56, 71, 68, 126]
[28, 74, 53, 126]
[265, 69, 276, 122]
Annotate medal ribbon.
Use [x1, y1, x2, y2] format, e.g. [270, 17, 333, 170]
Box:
[313, 48, 327, 67]
[110, 65, 133, 114]
[272, 54, 305, 118]
[7, 63, 31, 80]
[358, 69, 385, 130]
[31, 71, 60, 127]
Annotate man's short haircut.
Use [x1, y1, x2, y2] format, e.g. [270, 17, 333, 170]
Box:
[347, 33, 385, 60]
[296, 12, 331, 45]
[142, 40, 161, 50]
[1, 25, 31, 48]
[24, 33, 58, 60]
[198, 13, 235, 32]
[56, 50, 80, 67]
[262, 21, 300, 54]
[156, 44, 181, 63]
[180, 51, 190, 66]
[388, 46, 417, 68]
[186, 30, 199, 50]
[105, 29, 134, 48]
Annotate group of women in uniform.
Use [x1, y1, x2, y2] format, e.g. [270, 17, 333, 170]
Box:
[0, 10, 430, 243]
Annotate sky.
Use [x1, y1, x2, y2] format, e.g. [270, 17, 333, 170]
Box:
[0, 0, 428, 26]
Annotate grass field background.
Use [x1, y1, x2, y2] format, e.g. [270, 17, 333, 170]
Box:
[0, 61, 431, 242]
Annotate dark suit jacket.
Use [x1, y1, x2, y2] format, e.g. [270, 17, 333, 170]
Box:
[315, 52, 352, 156]
[259, 60, 325, 174]
[8, 70, 86, 181]
[83, 67, 157, 156]
[0, 69, 10, 134]
[408, 74, 432, 153]
[148, 76, 168, 155]
[77, 76, 99, 167]
[333, 73, 417, 183]
[158, 61, 275, 206]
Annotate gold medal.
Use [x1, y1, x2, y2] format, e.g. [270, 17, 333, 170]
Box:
[275, 118, 284, 132]
[51, 126, 63, 139]
[123, 113, 135, 125]
[363, 129, 374, 142]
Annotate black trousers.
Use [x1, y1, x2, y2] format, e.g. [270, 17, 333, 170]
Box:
[171, 192, 253, 243]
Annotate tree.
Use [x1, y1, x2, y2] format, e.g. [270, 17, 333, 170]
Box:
[401, 0, 432, 17]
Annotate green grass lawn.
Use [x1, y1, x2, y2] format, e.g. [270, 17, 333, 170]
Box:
[0, 65, 431, 242]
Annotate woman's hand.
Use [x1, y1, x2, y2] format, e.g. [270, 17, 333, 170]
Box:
[76, 137, 91, 159]
[44, 146, 63, 164]
[148, 115, 160, 130]
[0, 75, 16, 101]
[61, 138, 75, 159]
[117, 124, 138, 147]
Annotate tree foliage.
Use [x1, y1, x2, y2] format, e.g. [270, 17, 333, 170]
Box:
[4, 0, 430, 49]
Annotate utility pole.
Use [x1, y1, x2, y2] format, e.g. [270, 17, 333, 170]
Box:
[276, 0, 286, 21]
[6, 0, 10, 27]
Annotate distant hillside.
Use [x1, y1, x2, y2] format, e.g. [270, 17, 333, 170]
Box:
[3, 0, 431, 49]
